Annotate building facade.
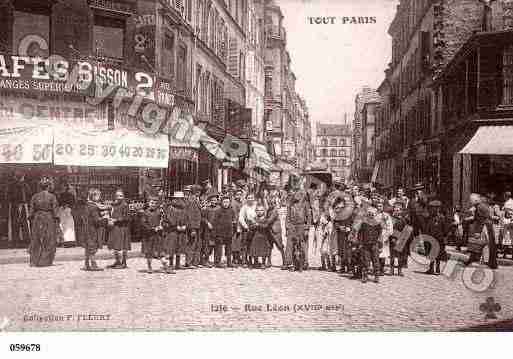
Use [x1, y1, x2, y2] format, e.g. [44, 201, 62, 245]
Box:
[244, 0, 265, 141]
[375, 0, 513, 204]
[352, 86, 381, 183]
[315, 123, 352, 180]
[262, 0, 311, 173]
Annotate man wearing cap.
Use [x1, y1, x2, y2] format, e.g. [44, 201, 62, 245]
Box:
[212, 195, 236, 268]
[184, 185, 202, 268]
[424, 199, 449, 274]
[465, 193, 497, 269]
[163, 191, 188, 270]
[407, 183, 429, 268]
[390, 188, 409, 209]
[286, 187, 312, 271]
[231, 189, 245, 265]
[201, 179, 216, 202]
[201, 192, 220, 267]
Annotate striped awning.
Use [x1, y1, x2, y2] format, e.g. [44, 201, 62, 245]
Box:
[460, 126, 513, 155]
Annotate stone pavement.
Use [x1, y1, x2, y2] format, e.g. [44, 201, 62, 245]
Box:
[0, 246, 512, 331]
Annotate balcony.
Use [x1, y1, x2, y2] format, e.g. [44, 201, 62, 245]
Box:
[436, 31, 513, 127]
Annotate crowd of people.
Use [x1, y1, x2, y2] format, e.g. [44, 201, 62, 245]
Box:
[26, 175, 509, 283]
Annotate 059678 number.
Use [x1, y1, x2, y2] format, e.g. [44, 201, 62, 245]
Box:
[9, 344, 41, 352]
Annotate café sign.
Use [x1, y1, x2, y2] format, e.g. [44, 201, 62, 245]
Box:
[0, 54, 154, 99]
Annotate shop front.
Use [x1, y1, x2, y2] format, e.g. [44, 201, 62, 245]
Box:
[455, 125, 513, 208]
[0, 89, 170, 248]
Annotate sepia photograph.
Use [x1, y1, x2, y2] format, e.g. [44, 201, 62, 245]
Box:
[1, 0, 513, 342]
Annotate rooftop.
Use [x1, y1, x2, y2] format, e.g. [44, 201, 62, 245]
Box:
[316, 123, 352, 136]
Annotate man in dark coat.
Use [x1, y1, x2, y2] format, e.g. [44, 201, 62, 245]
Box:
[212, 195, 236, 267]
[424, 200, 449, 275]
[201, 179, 216, 202]
[5, 172, 31, 246]
[231, 189, 245, 265]
[163, 192, 188, 270]
[465, 193, 498, 269]
[201, 193, 220, 267]
[184, 185, 202, 268]
[333, 196, 355, 273]
[406, 183, 429, 268]
[286, 188, 312, 271]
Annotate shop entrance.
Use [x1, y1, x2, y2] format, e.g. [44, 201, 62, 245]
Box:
[475, 155, 513, 198]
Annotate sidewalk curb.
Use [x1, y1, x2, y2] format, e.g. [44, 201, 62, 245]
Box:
[0, 250, 144, 265]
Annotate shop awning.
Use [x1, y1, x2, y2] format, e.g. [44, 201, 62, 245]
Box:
[460, 125, 513, 155]
[250, 141, 273, 172]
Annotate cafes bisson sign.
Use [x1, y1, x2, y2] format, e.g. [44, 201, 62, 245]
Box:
[0, 54, 152, 98]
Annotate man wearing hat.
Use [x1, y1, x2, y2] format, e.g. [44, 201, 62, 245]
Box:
[231, 189, 245, 265]
[184, 185, 202, 268]
[201, 192, 220, 266]
[406, 183, 429, 268]
[424, 199, 449, 274]
[201, 179, 216, 202]
[212, 194, 237, 267]
[286, 186, 312, 271]
[163, 191, 188, 270]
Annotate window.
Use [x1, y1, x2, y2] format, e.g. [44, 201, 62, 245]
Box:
[162, 33, 175, 79]
[239, 50, 245, 82]
[330, 149, 337, 157]
[265, 75, 272, 97]
[209, 11, 216, 50]
[93, 15, 125, 59]
[330, 138, 337, 146]
[339, 149, 345, 157]
[340, 138, 346, 146]
[177, 44, 187, 94]
[321, 138, 328, 146]
[340, 159, 346, 166]
[503, 45, 513, 105]
[330, 159, 337, 166]
[321, 149, 328, 156]
[186, 0, 192, 22]
[13, 10, 50, 57]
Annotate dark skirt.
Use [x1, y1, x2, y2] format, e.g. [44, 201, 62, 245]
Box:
[232, 232, 242, 252]
[108, 226, 132, 251]
[29, 211, 57, 267]
[249, 230, 271, 257]
[174, 231, 188, 254]
[164, 231, 181, 256]
[142, 234, 166, 258]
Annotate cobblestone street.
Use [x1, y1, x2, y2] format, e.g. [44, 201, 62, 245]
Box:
[1, 247, 512, 331]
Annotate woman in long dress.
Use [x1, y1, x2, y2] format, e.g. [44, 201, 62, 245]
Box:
[29, 177, 59, 267]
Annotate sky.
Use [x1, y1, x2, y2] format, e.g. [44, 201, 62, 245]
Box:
[277, 0, 399, 126]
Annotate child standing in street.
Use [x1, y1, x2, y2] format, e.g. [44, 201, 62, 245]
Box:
[212, 195, 236, 268]
[107, 189, 131, 269]
[141, 197, 171, 274]
[318, 213, 333, 271]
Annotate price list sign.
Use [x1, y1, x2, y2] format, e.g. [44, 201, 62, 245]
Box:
[53, 127, 169, 168]
[0, 126, 53, 164]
